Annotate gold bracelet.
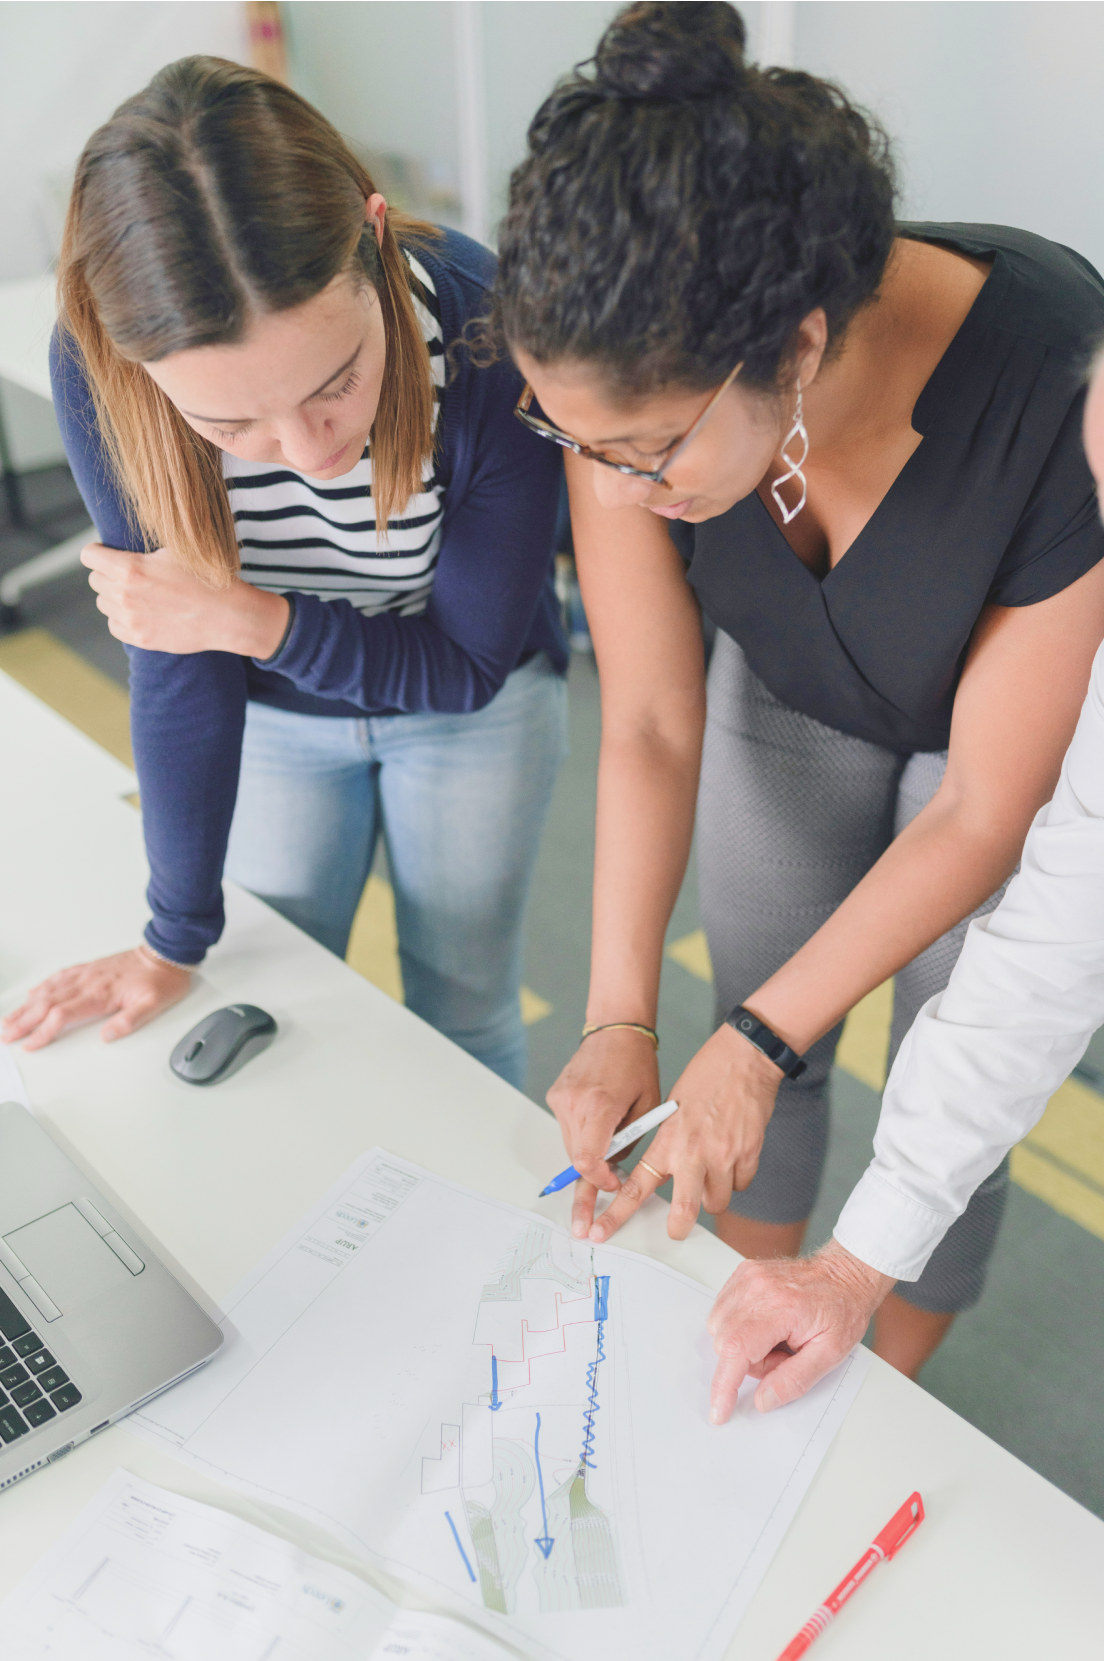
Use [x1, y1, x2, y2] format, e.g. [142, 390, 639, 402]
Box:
[581, 1021, 659, 1050]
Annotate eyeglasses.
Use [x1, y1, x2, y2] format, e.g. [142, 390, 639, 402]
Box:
[513, 360, 744, 486]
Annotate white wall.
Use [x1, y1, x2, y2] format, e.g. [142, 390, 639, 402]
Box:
[5, 2, 1104, 474]
[284, 0, 622, 243]
[0, 1, 248, 469]
[479, 1, 621, 229]
[283, 1, 1104, 273]
[0, 1, 249, 283]
[283, 2, 463, 217]
[792, 1, 1104, 278]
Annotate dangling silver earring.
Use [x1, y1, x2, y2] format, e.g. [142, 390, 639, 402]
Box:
[770, 382, 809, 525]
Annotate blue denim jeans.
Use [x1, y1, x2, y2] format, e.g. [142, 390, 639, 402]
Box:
[223, 654, 568, 1087]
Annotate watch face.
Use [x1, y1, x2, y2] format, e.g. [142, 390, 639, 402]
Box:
[739, 1017, 754, 1032]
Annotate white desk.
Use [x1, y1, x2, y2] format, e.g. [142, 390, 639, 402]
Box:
[0, 275, 90, 616]
[1, 667, 1102, 1658]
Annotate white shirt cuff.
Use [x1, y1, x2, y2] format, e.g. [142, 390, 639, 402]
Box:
[833, 1167, 958, 1282]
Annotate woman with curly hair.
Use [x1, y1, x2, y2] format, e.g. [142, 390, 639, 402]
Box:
[493, 1, 1104, 1381]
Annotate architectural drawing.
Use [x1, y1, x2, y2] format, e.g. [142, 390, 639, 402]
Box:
[129, 1148, 871, 1661]
[421, 1224, 623, 1615]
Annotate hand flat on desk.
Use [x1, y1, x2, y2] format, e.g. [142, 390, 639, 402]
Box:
[1, 947, 192, 1049]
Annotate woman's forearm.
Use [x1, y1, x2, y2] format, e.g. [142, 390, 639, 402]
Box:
[128, 645, 250, 963]
[587, 726, 703, 1025]
[228, 583, 291, 659]
[562, 451, 710, 1034]
[748, 795, 1027, 1054]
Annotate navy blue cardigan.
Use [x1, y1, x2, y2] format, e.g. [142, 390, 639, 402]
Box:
[51, 229, 566, 964]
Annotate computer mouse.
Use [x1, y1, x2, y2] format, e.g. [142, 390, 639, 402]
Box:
[169, 1004, 277, 1086]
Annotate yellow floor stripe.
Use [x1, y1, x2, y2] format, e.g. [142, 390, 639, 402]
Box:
[666, 927, 713, 983]
[346, 873, 404, 1002]
[1020, 1074, 1104, 1191]
[834, 981, 894, 1092]
[0, 627, 132, 766]
[520, 987, 553, 1025]
[1010, 1141, 1104, 1239]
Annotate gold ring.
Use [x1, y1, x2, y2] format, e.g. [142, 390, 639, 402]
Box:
[638, 1160, 665, 1182]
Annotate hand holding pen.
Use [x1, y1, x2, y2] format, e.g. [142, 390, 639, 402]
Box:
[539, 1098, 681, 1197]
[546, 1016, 785, 1246]
[545, 1025, 665, 1239]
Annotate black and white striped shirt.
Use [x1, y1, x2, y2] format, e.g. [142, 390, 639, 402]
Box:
[223, 256, 446, 617]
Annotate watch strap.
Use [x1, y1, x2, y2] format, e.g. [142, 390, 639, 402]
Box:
[725, 1005, 807, 1080]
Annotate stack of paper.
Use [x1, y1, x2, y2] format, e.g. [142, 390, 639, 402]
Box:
[3, 1469, 516, 1660]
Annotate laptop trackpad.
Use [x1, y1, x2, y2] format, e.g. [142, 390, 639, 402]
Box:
[5, 1205, 132, 1311]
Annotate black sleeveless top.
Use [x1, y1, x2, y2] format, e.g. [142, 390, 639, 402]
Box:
[682, 224, 1104, 754]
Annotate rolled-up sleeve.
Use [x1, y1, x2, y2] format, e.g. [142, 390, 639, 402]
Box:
[835, 640, 1104, 1279]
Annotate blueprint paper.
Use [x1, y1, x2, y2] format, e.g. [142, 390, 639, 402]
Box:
[2, 1470, 516, 1661]
[130, 1149, 871, 1661]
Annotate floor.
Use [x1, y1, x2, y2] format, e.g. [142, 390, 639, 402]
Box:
[5, 461, 1104, 1519]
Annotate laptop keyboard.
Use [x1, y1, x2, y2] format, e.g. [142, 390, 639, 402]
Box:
[0, 1285, 82, 1445]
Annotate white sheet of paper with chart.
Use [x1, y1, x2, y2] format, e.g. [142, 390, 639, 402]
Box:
[2, 1469, 515, 1661]
[130, 1150, 871, 1661]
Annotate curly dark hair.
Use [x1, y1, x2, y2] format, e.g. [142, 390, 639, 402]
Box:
[490, 1, 897, 396]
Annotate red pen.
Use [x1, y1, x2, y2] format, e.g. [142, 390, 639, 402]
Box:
[774, 1492, 925, 1660]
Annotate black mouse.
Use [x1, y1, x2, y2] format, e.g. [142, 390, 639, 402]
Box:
[170, 1004, 277, 1086]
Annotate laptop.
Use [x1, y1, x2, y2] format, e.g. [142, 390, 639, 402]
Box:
[0, 1100, 223, 1490]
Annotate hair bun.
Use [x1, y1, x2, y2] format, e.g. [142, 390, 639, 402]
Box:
[593, 2, 746, 102]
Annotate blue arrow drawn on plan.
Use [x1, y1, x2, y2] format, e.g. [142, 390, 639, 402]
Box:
[445, 1511, 476, 1583]
[533, 1412, 554, 1558]
[490, 1352, 501, 1411]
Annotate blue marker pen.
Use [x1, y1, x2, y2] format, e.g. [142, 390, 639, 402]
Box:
[538, 1100, 679, 1197]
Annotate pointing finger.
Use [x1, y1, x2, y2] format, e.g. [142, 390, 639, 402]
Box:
[709, 1333, 755, 1424]
[571, 1177, 603, 1240]
[587, 1157, 665, 1243]
[753, 1335, 844, 1412]
[666, 1160, 706, 1241]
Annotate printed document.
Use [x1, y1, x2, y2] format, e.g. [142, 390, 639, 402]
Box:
[2, 1469, 514, 1660]
[130, 1149, 871, 1661]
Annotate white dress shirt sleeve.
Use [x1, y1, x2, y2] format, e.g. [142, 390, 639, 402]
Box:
[834, 641, 1104, 1281]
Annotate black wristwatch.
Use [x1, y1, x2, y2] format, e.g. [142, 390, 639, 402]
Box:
[725, 1005, 807, 1080]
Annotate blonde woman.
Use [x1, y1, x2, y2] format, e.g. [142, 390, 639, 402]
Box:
[2, 58, 567, 1086]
